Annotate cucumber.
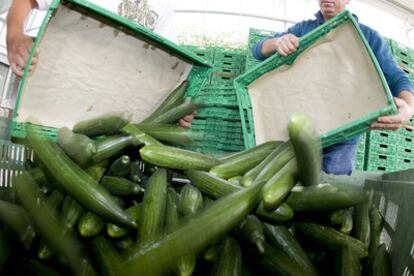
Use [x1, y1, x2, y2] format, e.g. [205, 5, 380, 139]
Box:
[337, 244, 361, 276]
[179, 184, 204, 217]
[140, 145, 221, 171]
[11, 258, 62, 276]
[365, 244, 391, 276]
[134, 123, 202, 146]
[107, 155, 131, 177]
[26, 165, 49, 187]
[142, 80, 189, 123]
[93, 135, 134, 163]
[129, 160, 143, 183]
[353, 201, 371, 248]
[107, 203, 142, 239]
[286, 183, 366, 213]
[228, 176, 243, 186]
[138, 168, 168, 246]
[121, 124, 162, 146]
[165, 187, 196, 276]
[242, 142, 292, 187]
[73, 111, 132, 136]
[246, 242, 305, 276]
[211, 237, 242, 276]
[210, 141, 281, 179]
[262, 158, 298, 211]
[78, 212, 105, 238]
[61, 195, 84, 231]
[151, 98, 204, 124]
[330, 208, 353, 235]
[100, 176, 144, 197]
[85, 160, 108, 182]
[122, 180, 266, 275]
[288, 113, 322, 186]
[297, 222, 368, 258]
[27, 135, 135, 228]
[37, 190, 64, 260]
[234, 215, 265, 254]
[90, 235, 122, 276]
[264, 223, 317, 275]
[369, 207, 383, 254]
[13, 172, 96, 275]
[57, 127, 97, 168]
[0, 200, 36, 249]
[115, 236, 135, 251]
[218, 141, 281, 163]
[185, 170, 293, 222]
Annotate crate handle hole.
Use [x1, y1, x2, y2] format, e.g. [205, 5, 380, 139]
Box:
[406, 138, 412, 142]
[378, 166, 386, 171]
[380, 133, 388, 137]
[404, 159, 411, 163]
[380, 144, 388, 148]
[379, 155, 387, 160]
[405, 149, 412, 153]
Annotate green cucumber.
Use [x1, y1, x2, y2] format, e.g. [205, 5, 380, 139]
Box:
[121, 124, 162, 146]
[286, 183, 366, 213]
[210, 141, 281, 179]
[57, 127, 97, 168]
[138, 168, 168, 246]
[73, 111, 132, 136]
[12, 258, 62, 276]
[61, 196, 84, 231]
[264, 223, 317, 275]
[115, 236, 135, 251]
[369, 207, 383, 254]
[122, 180, 266, 275]
[353, 201, 371, 248]
[288, 113, 322, 186]
[78, 212, 105, 238]
[297, 222, 368, 258]
[228, 176, 243, 185]
[93, 135, 134, 163]
[107, 155, 131, 177]
[185, 170, 293, 222]
[179, 184, 204, 216]
[203, 244, 219, 262]
[26, 165, 49, 187]
[0, 200, 36, 249]
[140, 145, 221, 171]
[151, 98, 204, 124]
[242, 142, 292, 187]
[218, 141, 281, 163]
[211, 237, 242, 276]
[365, 244, 391, 276]
[13, 172, 96, 275]
[100, 176, 144, 197]
[234, 215, 265, 254]
[246, 242, 305, 276]
[337, 244, 361, 276]
[135, 123, 202, 146]
[129, 161, 143, 183]
[165, 187, 196, 276]
[262, 158, 298, 211]
[142, 80, 189, 123]
[90, 235, 122, 276]
[330, 208, 353, 235]
[27, 135, 135, 228]
[107, 204, 142, 239]
[85, 160, 108, 182]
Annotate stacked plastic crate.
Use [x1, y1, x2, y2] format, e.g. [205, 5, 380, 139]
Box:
[354, 133, 366, 170]
[245, 28, 277, 71]
[365, 130, 398, 172]
[182, 46, 246, 154]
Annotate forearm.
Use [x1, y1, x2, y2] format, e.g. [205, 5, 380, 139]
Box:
[6, 0, 37, 45]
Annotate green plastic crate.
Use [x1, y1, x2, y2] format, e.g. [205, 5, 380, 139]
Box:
[367, 140, 397, 155]
[198, 88, 238, 96]
[245, 28, 277, 72]
[368, 130, 398, 144]
[182, 45, 215, 63]
[397, 135, 414, 150]
[213, 48, 246, 69]
[365, 153, 396, 172]
[195, 107, 241, 121]
[235, 11, 396, 149]
[11, 0, 212, 140]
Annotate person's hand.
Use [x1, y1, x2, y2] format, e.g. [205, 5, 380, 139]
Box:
[274, 34, 299, 56]
[179, 111, 196, 128]
[7, 33, 38, 77]
[370, 97, 414, 131]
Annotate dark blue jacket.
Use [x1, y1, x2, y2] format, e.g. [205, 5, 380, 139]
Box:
[252, 11, 414, 97]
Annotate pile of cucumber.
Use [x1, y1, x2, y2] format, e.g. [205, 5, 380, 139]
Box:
[0, 82, 391, 275]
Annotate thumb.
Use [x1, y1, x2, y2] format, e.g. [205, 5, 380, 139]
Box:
[394, 97, 406, 108]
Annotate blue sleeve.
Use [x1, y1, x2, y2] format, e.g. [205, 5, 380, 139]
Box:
[363, 27, 414, 97]
[252, 23, 304, 61]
